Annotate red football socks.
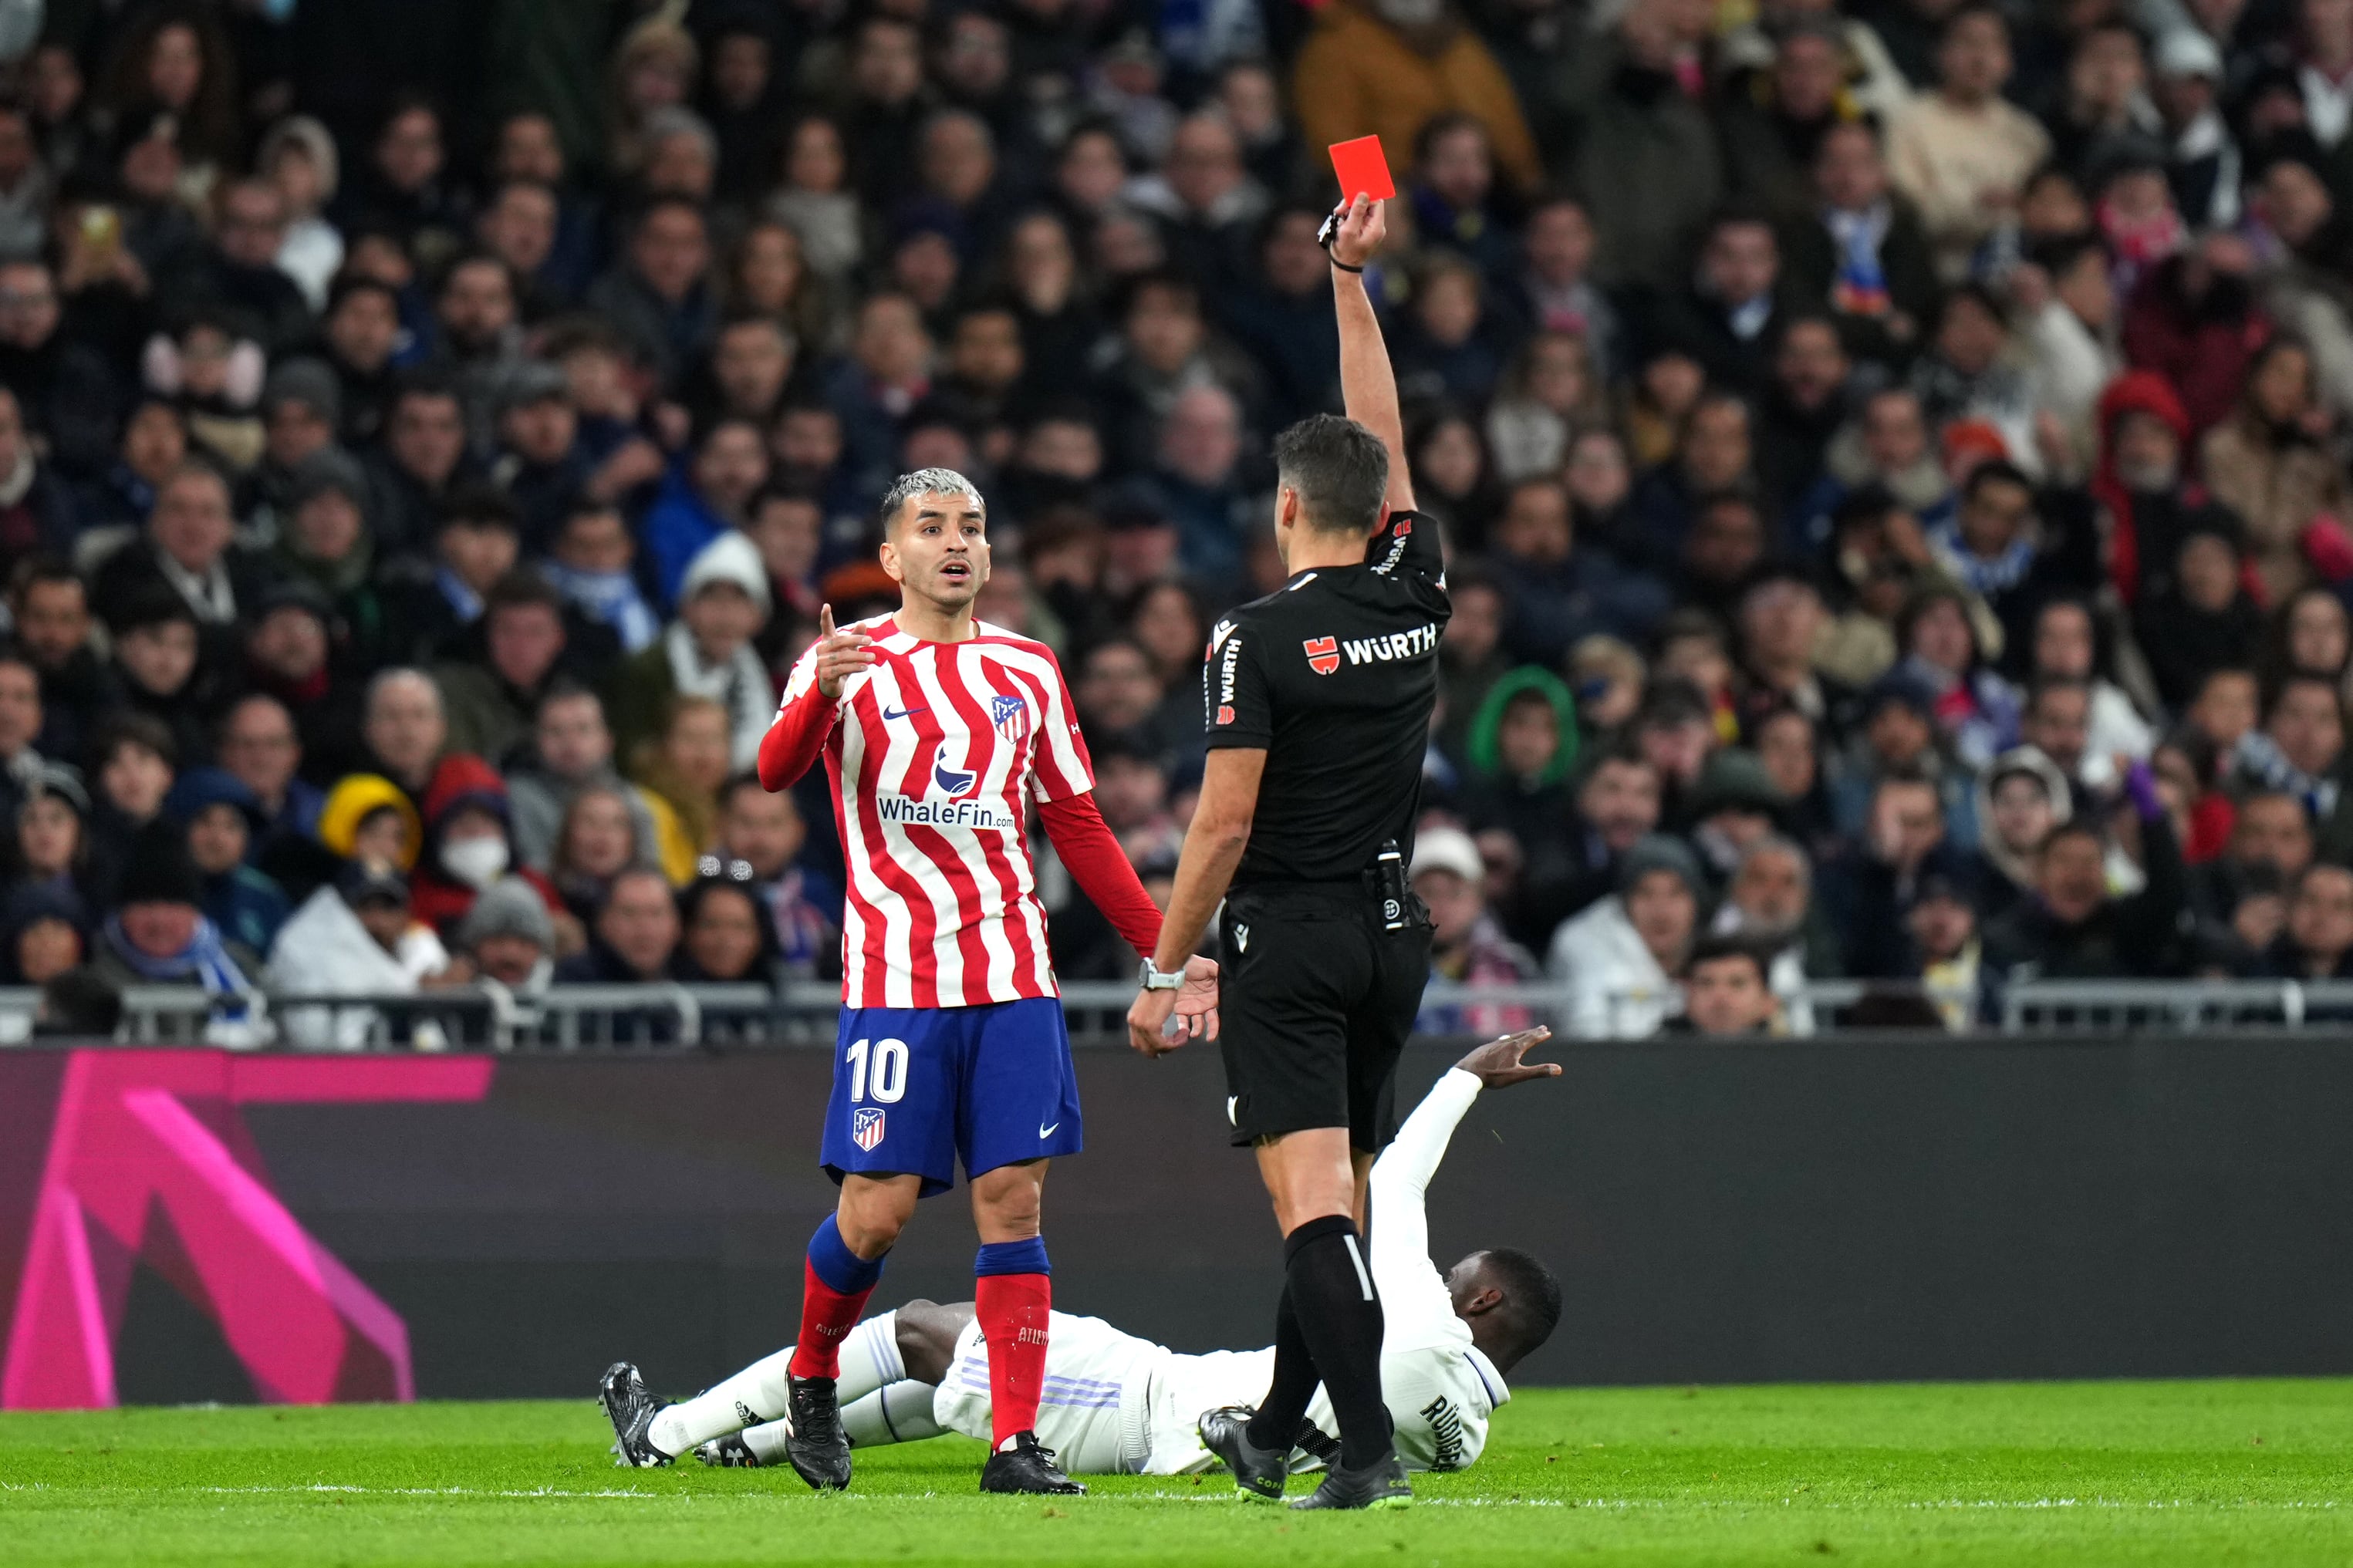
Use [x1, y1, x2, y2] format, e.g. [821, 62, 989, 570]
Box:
[975, 1270, 1051, 1448]
[789, 1216, 885, 1381]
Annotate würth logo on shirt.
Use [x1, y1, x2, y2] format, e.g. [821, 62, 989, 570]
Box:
[1342, 624, 1440, 666]
[1304, 636, 1341, 675]
[1213, 631, 1245, 717]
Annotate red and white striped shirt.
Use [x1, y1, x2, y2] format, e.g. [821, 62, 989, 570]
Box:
[766, 616, 1095, 1008]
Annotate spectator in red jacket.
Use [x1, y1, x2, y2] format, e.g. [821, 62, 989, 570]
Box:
[2120, 230, 2270, 437]
[405, 752, 565, 939]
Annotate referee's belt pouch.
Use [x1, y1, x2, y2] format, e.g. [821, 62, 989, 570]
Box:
[1366, 839, 1432, 935]
[1372, 886, 1434, 939]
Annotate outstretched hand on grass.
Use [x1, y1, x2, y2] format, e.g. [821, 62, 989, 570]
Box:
[1454, 1027, 1558, 1091]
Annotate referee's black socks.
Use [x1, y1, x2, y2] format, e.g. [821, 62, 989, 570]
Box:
[1252, 1213, 1392, 1471]
[1243, 1283, 1317, 1454]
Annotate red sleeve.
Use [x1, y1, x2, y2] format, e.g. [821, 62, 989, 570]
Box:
[757, 683, 839, 792]
[1037, 792, 1163, 959]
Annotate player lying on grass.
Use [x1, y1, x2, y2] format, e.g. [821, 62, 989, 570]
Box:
[599, 1030, 1561, 1484]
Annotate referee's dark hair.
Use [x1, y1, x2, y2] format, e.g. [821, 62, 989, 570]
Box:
[1480, 1247, 1563, 1363]
[1274, 413, 1390, 535]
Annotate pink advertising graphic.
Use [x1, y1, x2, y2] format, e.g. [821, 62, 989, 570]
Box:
[0, 1050, 494, 1410]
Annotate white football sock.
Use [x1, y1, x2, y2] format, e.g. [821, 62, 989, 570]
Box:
[643, 1310, 906, 1457]
[838, 1310, 905, 1404]
[646, 1347, 796, 1458]
[842, 1381, 945, 1447]
[741, 1417, 793, 1465]
[738, 1382, 944, 1462]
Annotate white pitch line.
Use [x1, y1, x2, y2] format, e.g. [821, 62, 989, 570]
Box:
[3, 1482, 2338, 1512]
[219, 1489, 2353, 1511]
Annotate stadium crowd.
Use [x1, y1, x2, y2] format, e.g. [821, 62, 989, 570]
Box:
[4, 0, 2353, 1039]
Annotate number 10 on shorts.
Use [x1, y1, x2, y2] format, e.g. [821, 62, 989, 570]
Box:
[845, 1037, 908, 1103]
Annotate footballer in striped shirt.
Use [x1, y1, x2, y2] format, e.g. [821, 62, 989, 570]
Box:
[608, 469, 1216, 1496]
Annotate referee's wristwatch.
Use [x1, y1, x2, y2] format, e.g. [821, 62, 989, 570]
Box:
[1138, 958, 1185, 992]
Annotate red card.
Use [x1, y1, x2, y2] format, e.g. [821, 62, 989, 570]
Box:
[1328, 136, 1396, 202]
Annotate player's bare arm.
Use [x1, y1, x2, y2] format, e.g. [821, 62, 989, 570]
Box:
[1328, 194, 1414, 517]
[1127, 747, 1264, 1057]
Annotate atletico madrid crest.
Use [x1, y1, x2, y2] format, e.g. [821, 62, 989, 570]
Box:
[990, 693, 1029, 744]
[852, 1107, 886, 1151]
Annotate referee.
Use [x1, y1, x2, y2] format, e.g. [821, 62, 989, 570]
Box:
[1127, 193, 1446, 1511]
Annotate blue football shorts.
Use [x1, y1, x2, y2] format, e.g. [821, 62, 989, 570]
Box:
[819, 996, 1083, 1195]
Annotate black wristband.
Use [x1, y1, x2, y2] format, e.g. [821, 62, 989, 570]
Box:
[1330, 258, 1364, 274]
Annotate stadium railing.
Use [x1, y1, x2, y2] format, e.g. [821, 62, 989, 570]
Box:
[6, 976, 2353, 1049]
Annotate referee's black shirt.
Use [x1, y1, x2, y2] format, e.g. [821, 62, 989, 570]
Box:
[1201, 507, 1450, 887]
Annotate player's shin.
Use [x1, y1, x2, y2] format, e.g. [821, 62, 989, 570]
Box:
[973, 1237, 1052, 1450]
[788, 1216, 889, 1381]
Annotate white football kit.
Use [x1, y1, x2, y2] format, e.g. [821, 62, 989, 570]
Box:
[922, 1068, 1510, 1473]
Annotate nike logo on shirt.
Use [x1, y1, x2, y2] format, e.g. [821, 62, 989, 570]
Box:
[1038, 1121, 1059, 1138]
[882, 704, 929, 720]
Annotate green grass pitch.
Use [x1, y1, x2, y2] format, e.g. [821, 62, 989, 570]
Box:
[5, 1381, 2352, 1566]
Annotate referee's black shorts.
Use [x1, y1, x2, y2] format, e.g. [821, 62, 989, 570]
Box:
[1216, 882, 1433, 1151]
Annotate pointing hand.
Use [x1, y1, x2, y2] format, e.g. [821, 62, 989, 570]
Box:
[814, 603, 876, 700]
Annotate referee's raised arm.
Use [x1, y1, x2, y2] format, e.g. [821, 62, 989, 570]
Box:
[1327, 194, 1415, 518]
